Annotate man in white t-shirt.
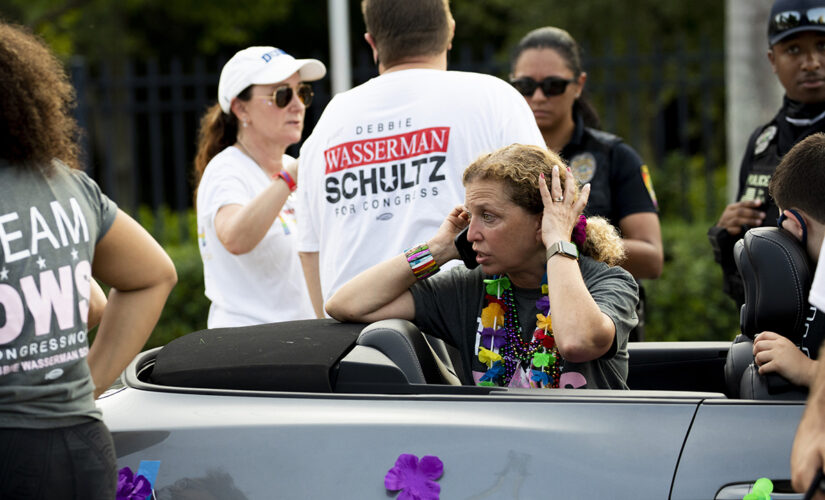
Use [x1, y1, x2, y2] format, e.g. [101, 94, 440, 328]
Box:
[297, 0, 545, 308]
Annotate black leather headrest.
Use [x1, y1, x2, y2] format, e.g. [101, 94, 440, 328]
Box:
[357, 319, 460, 385]
[734, 227, 812, 341]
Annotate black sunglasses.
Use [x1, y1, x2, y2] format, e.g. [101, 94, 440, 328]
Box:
[257, 83, 314, 108]
[510, 76, 576, 97]
[770, 8, 825, 36]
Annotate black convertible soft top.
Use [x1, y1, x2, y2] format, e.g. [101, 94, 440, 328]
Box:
[150, 319, 365, 392]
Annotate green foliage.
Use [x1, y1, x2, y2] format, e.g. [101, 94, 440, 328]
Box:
[136, 205, 197, 246]
[2, 0, 301, 60]
[452, 0, 724, 70]
[644, 219, 740, 342]
[654, 151, 728, 223]
[134, 207, 207, 349]
[146, 238, 208, 349]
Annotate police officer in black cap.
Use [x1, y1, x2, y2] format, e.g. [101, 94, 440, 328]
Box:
[710, 0, 825, 307]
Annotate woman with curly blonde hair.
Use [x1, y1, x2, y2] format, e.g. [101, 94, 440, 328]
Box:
[0, 22, 177, 499]
[327, 143, 638, 389]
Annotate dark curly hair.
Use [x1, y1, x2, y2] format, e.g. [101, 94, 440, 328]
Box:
[0, 21, 81, 173]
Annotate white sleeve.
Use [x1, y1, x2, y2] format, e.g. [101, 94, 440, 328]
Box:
[199, 164, 251, 223]
[296, 140, 320, 252]
[811, 236, 825, 311]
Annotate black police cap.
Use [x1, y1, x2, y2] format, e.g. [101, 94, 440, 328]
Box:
[768, 0, 825, 46]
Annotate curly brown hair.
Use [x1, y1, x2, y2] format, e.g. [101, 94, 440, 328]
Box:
[462, 144, 625, 265]
[0, 22, 81, 172]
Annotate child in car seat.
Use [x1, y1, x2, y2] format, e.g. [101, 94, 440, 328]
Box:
[752, 133, 825, 387]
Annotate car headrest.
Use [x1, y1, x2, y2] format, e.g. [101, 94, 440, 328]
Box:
[357, 319, 461, 385]
[723, 334, 753, 398]
[734, 227, 812, 342]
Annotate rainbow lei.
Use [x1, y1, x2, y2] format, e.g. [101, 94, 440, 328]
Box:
[477, 274, 560, 388]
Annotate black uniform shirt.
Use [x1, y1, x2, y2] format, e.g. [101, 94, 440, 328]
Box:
[711, 97, 825, 306]
[560, 110, 658, 226]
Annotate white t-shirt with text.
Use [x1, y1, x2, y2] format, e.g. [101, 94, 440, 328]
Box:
[297, 69, 546, 300]
[197, 147, 315, 327]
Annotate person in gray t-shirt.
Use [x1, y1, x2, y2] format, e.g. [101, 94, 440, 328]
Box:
[0, 22, 177, 499]
[327, 144, 638, 389]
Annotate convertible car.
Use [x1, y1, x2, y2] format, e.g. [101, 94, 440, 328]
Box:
[98, 228, 815, 500]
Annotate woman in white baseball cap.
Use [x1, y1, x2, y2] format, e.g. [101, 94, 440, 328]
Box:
[193, 46, 326, 328]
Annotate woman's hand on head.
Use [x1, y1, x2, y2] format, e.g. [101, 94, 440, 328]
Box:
[538, 165, 590, 247]
[427, 205, 469, 265]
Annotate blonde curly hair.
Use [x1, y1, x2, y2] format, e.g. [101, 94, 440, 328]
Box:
[462, 144, 625, 265]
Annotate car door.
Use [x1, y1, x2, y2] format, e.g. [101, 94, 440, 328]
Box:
[670, 399, 806, 499]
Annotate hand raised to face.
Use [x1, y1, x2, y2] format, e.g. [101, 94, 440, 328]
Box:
[538, 165, 590, 248]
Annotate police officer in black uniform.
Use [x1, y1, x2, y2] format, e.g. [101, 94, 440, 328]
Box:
[510, 26, 663, 341]
[710, 0, 825, 308]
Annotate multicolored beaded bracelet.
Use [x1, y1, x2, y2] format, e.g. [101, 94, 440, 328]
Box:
[405, 243, 439, 281]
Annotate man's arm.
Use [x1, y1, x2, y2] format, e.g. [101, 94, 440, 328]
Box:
[299, 251, 325, 318]
[792, 343, 825, 496]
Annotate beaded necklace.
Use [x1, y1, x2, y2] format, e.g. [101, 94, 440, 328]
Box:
[477, 274, 561, 389]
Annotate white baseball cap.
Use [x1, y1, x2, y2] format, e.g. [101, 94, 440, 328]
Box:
[217, 46, 326, 114]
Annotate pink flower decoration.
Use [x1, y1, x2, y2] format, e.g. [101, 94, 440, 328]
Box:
[384, 453, 443, 500]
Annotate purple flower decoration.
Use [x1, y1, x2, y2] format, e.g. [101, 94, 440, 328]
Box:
[385, 453, 443, 500]
[480, 327, 506, 349]
[117, 467, 152, 500]
[572, 215, 587, 246]
[535, 296, 550, 316]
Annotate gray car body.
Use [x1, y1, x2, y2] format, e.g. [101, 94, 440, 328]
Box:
[98, 335, 806, 500]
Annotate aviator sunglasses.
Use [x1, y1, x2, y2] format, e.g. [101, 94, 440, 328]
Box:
[255, 82, 314, 108]
[510, 76, 576, 97]
[770, 8, 825, 35]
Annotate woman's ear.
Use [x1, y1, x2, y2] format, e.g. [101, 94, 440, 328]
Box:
[230, 98, 248, 125]
[576, 71, 587, 99]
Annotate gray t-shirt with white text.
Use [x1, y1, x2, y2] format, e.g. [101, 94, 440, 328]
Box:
[0, 161, 117, 428]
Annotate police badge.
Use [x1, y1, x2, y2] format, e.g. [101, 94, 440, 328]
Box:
[569, 152, 596, 184]
[753, 125, 777, 156]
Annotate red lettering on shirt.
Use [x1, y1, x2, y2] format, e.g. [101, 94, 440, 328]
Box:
[324, 127, 450, 174]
